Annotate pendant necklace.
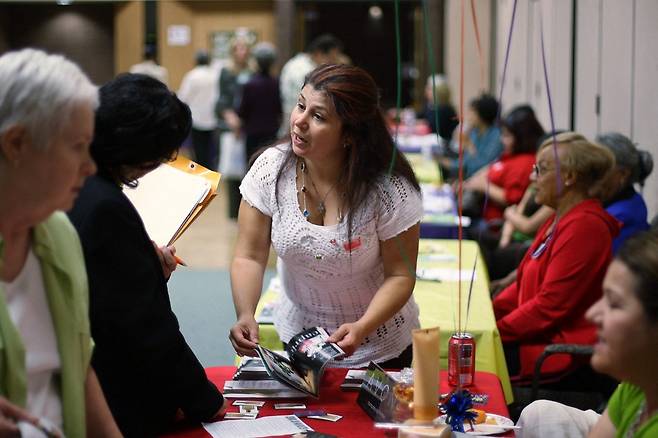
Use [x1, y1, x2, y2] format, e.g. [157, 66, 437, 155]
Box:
[299, 159, 342, 222]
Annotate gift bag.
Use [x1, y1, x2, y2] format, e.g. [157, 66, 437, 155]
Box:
[219, 131, 247, 178]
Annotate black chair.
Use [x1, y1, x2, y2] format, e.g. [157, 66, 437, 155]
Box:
[509, 344, 617, 422]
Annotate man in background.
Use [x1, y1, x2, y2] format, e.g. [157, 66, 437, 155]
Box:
[130, 45, 169, 86]
[278, 34, 343, 135]
[178, 50, 219, 169]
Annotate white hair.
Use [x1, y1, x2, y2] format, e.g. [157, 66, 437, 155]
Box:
[0, 48, 98, 151]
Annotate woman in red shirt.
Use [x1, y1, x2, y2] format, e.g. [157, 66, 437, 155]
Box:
[493, 132, 620, 379]
[463, 105, 544, 222]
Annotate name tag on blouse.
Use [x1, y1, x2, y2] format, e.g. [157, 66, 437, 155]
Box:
[329, 236, 363, 252]
[531, 233, 553, 259]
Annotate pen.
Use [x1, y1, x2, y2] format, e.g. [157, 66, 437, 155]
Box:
[293, 410, 326, 418]
[174, 255, 188, 267]
[36, 418, 63, 438]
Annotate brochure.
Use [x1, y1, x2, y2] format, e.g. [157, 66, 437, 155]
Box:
[340, 369, 402, 391]
[356, 362, 401, 422]
[222, 380, 308, 399]
[255, 327, 345, 398]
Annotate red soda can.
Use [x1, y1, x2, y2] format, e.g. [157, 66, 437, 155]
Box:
[448, 333, 476, 386]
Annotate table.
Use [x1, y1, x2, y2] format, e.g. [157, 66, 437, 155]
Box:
[162, 367, 512, 438]
[413, 240, 512, 403]
[395, 133, 440, 154]
[419, 184, 471, 239]
[255, 240, 513, 404]
[405, 152, 441, 185]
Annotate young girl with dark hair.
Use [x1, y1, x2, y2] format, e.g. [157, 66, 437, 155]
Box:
[463, 105, 545, 222]
[517, 231, 658, 437]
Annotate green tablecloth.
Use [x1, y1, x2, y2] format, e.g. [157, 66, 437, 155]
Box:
[405, 152, 442, 185]
[254, 239, 513, 403]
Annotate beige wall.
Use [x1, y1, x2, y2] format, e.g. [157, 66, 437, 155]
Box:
[444, 0, 494, 116]
[160, 1, 275, 90]
[114, 1, 143, 75]
[1, 3, 114, 84]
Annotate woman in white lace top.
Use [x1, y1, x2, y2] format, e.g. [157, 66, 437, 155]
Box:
[229, 64, 423, 368]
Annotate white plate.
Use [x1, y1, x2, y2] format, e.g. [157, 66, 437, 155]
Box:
[437, 413, 515, 435]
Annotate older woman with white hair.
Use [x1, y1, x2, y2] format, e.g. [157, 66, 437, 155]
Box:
[0, 49, 120, 437]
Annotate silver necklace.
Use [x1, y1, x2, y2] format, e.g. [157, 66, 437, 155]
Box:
[299, 159, 343, 222]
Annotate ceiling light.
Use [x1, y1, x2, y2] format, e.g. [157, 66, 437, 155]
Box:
[369, 5, 383, 20]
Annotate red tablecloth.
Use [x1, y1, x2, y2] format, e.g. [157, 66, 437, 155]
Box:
[161, 367, 511, 438]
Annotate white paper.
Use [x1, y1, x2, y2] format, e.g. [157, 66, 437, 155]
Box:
[123, 164, 210, 246]
[222, 380, 307, 399]
[202, 415, 312, 438]
[167, 25, 190, 46]
[416, 268, 478, 282]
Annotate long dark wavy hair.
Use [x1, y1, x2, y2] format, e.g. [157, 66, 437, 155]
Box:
[275, 64, 420, 244]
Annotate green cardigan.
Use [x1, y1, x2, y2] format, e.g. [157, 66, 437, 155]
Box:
[0, 212, 92, 437]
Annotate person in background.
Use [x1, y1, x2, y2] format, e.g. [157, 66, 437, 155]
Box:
[130, 44, 169, 86]
[493, 133, 619, 380]
[68, 74, 226, 437]
[596, 132, 653, 254]
[516, 231, 658, 437]
[216, 34, 253, 219]
[463, 105, 544, 222]
[278, 33, 343, 136]
[238, 42, 282, 163]
[421, 74, 458, 144]
[178, 49, 220, 170]
[0, 48, 121, 437]
[487, 184, 554, 283]
[438, 93, 503, 179]
[229, 64, 423, 369]
[488, 131, 566, 287]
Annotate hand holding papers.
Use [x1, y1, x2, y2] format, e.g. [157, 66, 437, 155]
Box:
[123, 156, 220, 248]
[256, 327, 345, 398]
[225, 327, 344, 399]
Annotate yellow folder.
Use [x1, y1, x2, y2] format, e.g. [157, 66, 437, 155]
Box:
[123, 156, 221, 247]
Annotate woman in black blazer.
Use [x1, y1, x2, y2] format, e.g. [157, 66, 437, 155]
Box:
[68, 74, 226, 437]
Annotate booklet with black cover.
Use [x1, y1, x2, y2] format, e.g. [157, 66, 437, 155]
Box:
[255, 327, 345, 398]
[356, 362, 401, 422]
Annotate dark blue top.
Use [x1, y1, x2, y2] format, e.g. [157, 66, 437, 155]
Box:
[450, 125, 503, 178]
[238, 73, 282, 137]
[606, 189, 649, 254]
[422, 103, 458, 141]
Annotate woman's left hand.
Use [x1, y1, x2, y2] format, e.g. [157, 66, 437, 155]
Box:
[152, 242, 178, 279]
[327, 322, 367, 357]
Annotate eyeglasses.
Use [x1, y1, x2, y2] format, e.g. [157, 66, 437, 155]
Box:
[532, 163, 553, 176]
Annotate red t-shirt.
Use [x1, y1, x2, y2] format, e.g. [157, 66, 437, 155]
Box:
[493, 199, 620, 378]
[484, 153, 535, 220]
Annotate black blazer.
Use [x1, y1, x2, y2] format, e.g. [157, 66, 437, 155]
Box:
[68, 175, 223, 437]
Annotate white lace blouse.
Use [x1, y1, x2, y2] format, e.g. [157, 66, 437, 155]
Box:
[240, 145, 423, 367]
